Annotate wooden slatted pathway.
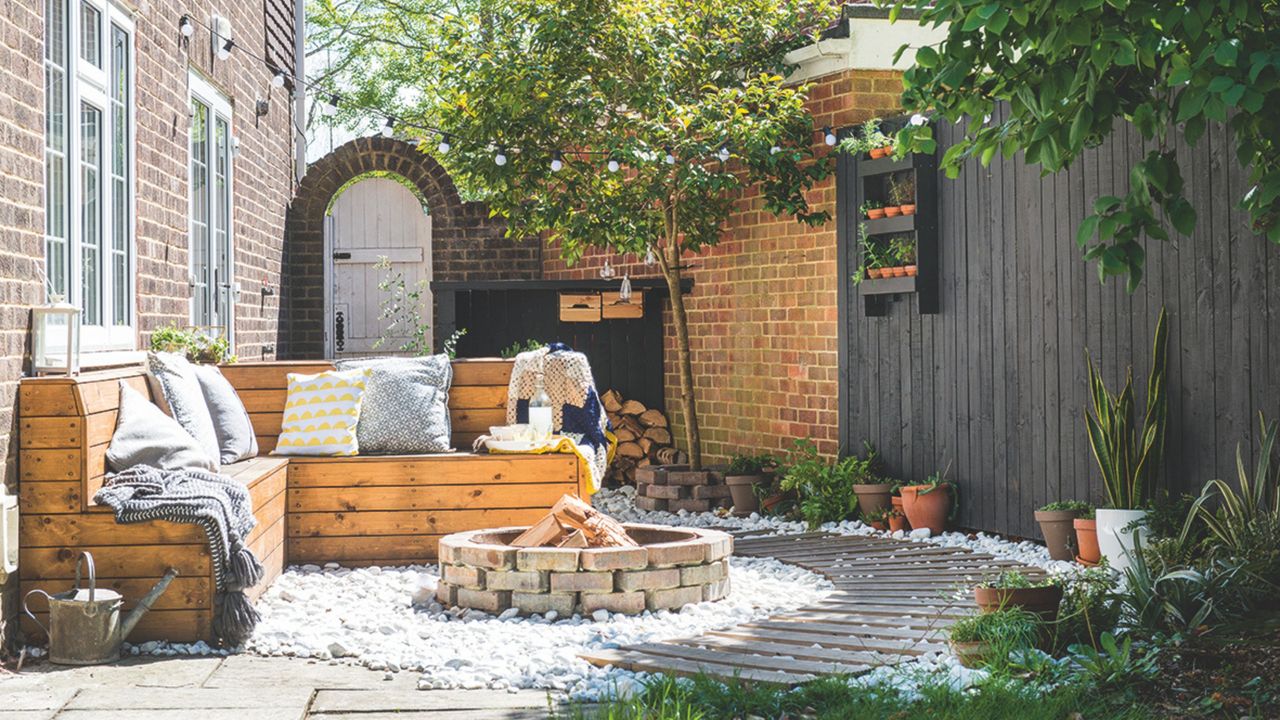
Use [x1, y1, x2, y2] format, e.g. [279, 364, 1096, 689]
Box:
[581, 532, 1047, 685]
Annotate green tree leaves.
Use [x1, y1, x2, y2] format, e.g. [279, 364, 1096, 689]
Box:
[892, 0, 1280, 286]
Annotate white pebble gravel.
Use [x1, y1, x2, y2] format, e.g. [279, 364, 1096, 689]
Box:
[67, 487, 1087, 704]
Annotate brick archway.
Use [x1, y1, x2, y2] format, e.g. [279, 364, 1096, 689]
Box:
[278, 136, 541, 358]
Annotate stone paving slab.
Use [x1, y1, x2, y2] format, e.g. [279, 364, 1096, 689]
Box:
[310, 688, 555, 713]
[3, 657, 222, 690]
[0, 688, 77, 711]
[199, 655, 419, 690]
[60, 687, 315, 710]
[54, 710, 305, 720]
[312, 713, 552, 720]
[0, 711, 58, 720]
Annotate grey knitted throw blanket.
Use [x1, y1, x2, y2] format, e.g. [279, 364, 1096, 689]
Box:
[94, 465, 264, 645]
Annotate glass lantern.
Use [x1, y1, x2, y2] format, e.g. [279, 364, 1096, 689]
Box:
[32, 297, 81, 375]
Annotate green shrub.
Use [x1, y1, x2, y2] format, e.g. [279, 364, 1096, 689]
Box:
[977, 570, 1060, 590]
[499, 338, 544, 359]
[149, 325, 237, 364]
[778, 439, 864, 529]
[948, 607, 1042, 670]
[1039, 500, 1093, 514]
[726, 453, 775, 476]
[1049, 567, 1120, 653]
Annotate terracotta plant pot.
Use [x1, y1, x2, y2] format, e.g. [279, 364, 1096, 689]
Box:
[900, 204, 916, 215]
[725, 474, 763, 517]
[869, 147, 887, 159]
[974, 584, 1064, 621]
[868, 208, 886, 219]
[869, 520, 888, 531]
[904, 265, 918, 277]
[900, 484, 951, 534]
[884, 145, 895, 156]
[891, 266, 907, 277]
[1074, 518, 1100, 564]
[1034, 510, 1076, 561]
[761, 491, 795, 515]
[852, 482, 894, 518]
[884, 205, 902, 218]
[888, 514, 908, 533]
[951, 640, 992, 669]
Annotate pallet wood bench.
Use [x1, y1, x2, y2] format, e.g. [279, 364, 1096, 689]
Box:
[18, 358, 585, 643]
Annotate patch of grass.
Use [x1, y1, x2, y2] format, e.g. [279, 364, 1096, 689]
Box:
[556, 670, 1154, 720]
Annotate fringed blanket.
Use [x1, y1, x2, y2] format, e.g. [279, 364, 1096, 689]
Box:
[507, 344, 614, 494]
[93, 465, 263, 645]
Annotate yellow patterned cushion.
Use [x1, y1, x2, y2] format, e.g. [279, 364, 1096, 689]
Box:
[271, 368, 371, 456]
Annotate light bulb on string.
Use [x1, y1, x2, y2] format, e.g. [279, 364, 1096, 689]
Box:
[179, 15, 195, 37]
[664, 146, 675, 165]
[550, 151, 564, 172]
[644, 247, 657, 266]
[321, 93, 340, 117]
[600, 260, 615, 279]
[607, 155, 620, 173]
[271, 71, 287, 89]
[436, 133, 451, 154]
[618, 274, 632, 303]
[216, 38, 234, 61]
[494, 147, 508, 166]
[823, 126, 837, 146]
[717, 144, 730, 162]
[381, 116, 396, 138]
[909, 113, 928, 127]
[770, 145, 781, 155]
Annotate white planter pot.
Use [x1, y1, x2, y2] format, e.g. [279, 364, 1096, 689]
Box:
[1095, 508, 1149, 571]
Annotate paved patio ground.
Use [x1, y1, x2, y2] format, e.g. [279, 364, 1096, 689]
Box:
[0, 655, 563, 720]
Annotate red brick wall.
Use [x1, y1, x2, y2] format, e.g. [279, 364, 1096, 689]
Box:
[543, 69, 903, 463]
[1, 0, 298, 648]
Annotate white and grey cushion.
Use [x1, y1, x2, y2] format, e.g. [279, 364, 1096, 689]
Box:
[107, 381, 218, 473]
[193, 364, 259, 464]
[146, 351, 221, 469]
[334, 355, 453, 454]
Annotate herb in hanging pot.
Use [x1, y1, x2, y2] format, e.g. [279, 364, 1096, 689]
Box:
[889, 171, 917, 213]
[860, 200, 886, 220]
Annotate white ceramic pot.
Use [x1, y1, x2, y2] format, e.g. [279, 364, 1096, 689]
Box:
[1095, 508, 1149, 571]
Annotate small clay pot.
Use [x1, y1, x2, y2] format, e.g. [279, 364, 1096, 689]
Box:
[905, 265, 918, 277]
[1074, 518, 1101, 564]
[890, 496, 910, 530]
[951, 640, 992, 669]
[900, 483, 951, 534]
[725, 474, 763, 517]
[1034, 509, 1077, 562]
[888, 514, 908, 533]
[884, 145, 896, 156]
[761, 491, 795, 515]
[869, 147, 888, 159]
[884, 205, 902, 218]
[900, 204, 917, 215]
[868, 208, 886, 219]
[852, 482, 894, 518]
[974, 584, 1064, 621]
[891, 266, 907, 277]
[869, 520, 888, 532]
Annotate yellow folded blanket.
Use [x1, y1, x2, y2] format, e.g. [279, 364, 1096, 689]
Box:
[475, 433, 616, 495]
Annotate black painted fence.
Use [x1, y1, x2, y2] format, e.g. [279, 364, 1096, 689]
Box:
[838, 113, 1280, 538]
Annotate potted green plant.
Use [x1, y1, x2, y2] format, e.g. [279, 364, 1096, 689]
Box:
[860, 200, 886, 220]
[844, 442, 890, 518]
[1086, 310, 1167, 571]
[838, 118, 891, 160]
[883, 202, 902, 218]
[884, 235, 917, 277]
[899, 465, 953, 534]
[778, 439, 860, 530]
[853, 224, 891, 283]
[889, 482, 908, 529]
[864, 506, 890, 531]
[973, 570, 1065, 621]
[886, 507, 908, 533]
[1035, 500, 1092, 561]
[725, 452, 775, 517]
[947, 608, 1041, 670]
[889, 172, 917, 215]
[1073, 505, 1100, 565]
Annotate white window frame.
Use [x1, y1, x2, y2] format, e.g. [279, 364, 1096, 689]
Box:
[187, 70, 236, 344]
[45, 0, 135, 354]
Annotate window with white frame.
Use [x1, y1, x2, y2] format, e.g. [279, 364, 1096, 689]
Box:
[44, 0, 134, 351]
[187, 71, 236, 342]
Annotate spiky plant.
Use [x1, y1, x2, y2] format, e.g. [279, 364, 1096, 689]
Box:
[1084, 309, 1168, 509]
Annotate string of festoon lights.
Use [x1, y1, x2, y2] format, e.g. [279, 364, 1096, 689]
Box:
[176, 12, 848, 175]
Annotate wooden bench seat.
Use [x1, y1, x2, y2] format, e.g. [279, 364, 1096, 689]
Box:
[17, 358, 584, 643]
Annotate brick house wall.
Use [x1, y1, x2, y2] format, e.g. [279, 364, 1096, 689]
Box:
[542, 69, 904, 464]
[0, 0, 298, 648]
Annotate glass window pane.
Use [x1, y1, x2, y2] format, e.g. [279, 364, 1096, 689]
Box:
[109, 23, 130, 325]
[44, 0, 69, 298]
[79, 1, 100, 67]
[190, 99, 210, 325]
[214, 117, 230, 332]
[80, 102, 102, 326]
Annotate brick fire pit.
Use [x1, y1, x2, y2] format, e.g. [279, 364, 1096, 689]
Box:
[435, 524, 733, 616]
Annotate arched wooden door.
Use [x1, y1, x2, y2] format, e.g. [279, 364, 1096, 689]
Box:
[324, 177, 432, 357]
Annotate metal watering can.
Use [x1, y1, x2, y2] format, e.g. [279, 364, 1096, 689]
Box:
[23, 551, 178, 665]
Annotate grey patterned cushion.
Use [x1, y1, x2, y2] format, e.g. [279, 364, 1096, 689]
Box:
[146, 351, 221, 470]
[107, 381, 218, 473]
[193, 364, 259, 464]
[334, 355, 453, 454]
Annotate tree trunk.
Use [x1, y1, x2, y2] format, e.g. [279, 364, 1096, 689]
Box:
[661, 242, 702, 470]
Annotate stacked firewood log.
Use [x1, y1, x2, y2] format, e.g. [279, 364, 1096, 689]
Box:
[511, 494, 637, 547]
[603, 389, 687, 485]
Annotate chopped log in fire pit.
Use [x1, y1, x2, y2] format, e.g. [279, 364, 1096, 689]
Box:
[436, 496, 733, 616]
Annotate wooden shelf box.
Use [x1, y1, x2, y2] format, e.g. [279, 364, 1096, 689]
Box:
[559, 293, 602, 322]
